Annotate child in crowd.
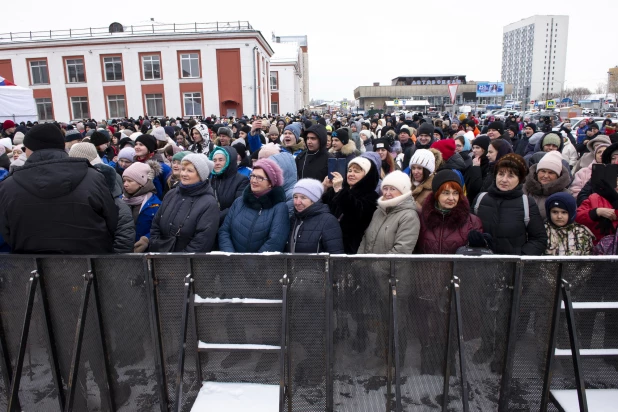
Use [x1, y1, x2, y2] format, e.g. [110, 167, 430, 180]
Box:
[544, 192, 595, 255]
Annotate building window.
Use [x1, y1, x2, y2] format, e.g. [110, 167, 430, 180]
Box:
[35, 98, 53, 120]
[142, 55, 161, 80]
[145, 93, 164, 117]
[66, 59, 85, 83]
[180, 53, 199, 78]
[103, 56, 123, 81]
[107, 95, 126, 118]
[271, 102, 278, 114]
[29, 60, 49, 85]
[183, 92, 202, 116]
[70, 96, 89, 119]
[270, 72, 278, 90]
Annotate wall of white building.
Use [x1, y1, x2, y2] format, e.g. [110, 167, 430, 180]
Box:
[271, 64, 298, 114]
[0, 34, 272, 120]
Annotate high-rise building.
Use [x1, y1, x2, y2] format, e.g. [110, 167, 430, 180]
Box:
[502, 15, 569, 103]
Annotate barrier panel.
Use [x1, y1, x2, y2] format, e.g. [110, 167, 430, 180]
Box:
[0, 254, 617, 412]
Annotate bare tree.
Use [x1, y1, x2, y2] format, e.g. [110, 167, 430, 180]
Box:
[595, 83, 607, 94]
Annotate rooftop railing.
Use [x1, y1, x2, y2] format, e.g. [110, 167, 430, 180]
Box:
[0, 21, 254, 43]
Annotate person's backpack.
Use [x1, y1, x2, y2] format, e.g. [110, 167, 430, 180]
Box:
[592, 230, 618, 256]
[473, 192, 530, 227]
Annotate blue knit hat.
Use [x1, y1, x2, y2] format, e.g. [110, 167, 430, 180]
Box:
[546, 192, 577, 224]
[283, 123, 301, 142]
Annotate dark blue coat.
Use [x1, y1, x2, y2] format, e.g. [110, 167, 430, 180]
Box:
[218, 186, 290, 253]
[286, 201, 344, 253]
[135, 195, 161, 240]
[150, 181, 219, 253]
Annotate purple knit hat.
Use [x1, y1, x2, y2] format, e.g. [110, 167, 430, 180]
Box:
[253, 158, 284, 187]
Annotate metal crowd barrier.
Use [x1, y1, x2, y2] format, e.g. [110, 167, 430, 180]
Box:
[0, 254, 617, 411]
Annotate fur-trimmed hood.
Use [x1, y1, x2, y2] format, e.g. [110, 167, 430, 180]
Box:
[421, 192, 472, 230]
[524, 164, 571, 197]
[329, 139, 358, 156]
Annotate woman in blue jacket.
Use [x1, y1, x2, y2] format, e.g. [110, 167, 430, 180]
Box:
[218, 158, 290, 253]
[122, 161, 161, 252]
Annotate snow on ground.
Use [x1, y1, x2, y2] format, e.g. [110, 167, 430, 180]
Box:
[198, 341, 280, 350]
[190, 382, 279, 412]
[194, 295, 282, 304]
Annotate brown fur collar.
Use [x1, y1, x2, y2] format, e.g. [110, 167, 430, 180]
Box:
[421, 192, 471, 230]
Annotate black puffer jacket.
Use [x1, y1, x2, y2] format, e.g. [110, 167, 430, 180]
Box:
[322, 160, 380, 254]
[150, 181, 219, 252]
[94, 163, 135, 253]
[296, 124, 333, 181]
[286, 201, 344, 253]
[209, 146, 249, 225]
[0, 149, 118, 254]
[472, 183, 547, 255]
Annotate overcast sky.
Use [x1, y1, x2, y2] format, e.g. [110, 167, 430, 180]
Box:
[3, 0, 617, 101]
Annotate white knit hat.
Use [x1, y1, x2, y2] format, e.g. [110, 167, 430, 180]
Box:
[152, 126, 167, 142]
[537, 150, 563, 176]
[69, 142, 102, 165]
[409, 149, 435, 173]
[348, 156, 371, 175]
[381, 170, 412, 194]
[183, 153, 214, 182]
[0, 137, 12, 151]
[293, 178, 324, 203]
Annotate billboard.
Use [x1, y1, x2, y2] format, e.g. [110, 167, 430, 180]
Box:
[476, 82, 505, 97]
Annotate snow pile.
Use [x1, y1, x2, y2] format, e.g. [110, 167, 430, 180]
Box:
[550, 389, 618, 412]
[198, 341, 280, 350]
[191, 382, 279, 412]
[194, 294, 282, 304]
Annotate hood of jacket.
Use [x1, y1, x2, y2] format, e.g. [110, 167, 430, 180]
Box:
[303, 124, 328, 153]
[422, 192, 472, 230]
[93, 163, 122, 197]
[529, 131, 545, 147]
[524, 164, 572, 197]
[586, 134, 612, 152]
[440, 152, 466, 172]
[270, 151, 297, 195]
[12, 149, 91, 199]
[215, 146, 240, 178]
[242, 185, 287, 210]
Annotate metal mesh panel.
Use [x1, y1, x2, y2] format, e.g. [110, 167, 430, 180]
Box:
[288, 256, 327, 411]
[192, 255, 285, 386]
[41, 257, 113, 411]
[547, 260, 618, 397]
[93, 257, 161, 411]
[331, 257, 391, 411]
[0, 256, 60, 410]
[509, 260, 560, 410]
[153, 256, 199, 412]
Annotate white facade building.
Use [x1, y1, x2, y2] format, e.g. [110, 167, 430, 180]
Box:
[0, 22, 277, 121]
[269, 35, 308, 115]
[502, 15, 569, 102]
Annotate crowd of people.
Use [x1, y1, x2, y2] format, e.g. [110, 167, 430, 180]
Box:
[0, 110, 617, 256]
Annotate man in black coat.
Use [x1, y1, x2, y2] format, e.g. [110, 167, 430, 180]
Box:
[295, 124, 333, 181]
[0, 123, 118, 254]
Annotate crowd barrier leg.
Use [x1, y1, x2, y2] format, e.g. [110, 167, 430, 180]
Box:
[498, 260, 524, 411]
[442, 271, 469, 412]
[144, 257, 170, 412]
[6, 270, 38, 412]
[174, 273, 193, 412]
[0, 310, 13, 408]
[65, 260, 115, 412]
[325, 258, 333, 412]
[388, 260, 402, 412]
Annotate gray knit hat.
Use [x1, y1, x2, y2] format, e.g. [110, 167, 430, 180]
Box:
[69, 142, 102, 165]
[217, 127, 233, 139]
[182, 154, 214, 181]
[293, 178, 323, 203]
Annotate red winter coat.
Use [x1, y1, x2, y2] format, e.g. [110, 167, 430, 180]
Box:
[575, 193, 618, 244]
[416, 193, 483, 254]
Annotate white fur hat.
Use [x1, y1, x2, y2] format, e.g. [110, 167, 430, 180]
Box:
[381, 170, 412, 194]
[409, 149, 435, 173]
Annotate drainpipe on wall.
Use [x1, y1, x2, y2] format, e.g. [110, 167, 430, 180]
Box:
[253, 46, 258, 115]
